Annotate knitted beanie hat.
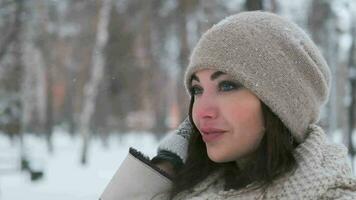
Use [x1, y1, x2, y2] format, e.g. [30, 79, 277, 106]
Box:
[184, 11, 331, 142]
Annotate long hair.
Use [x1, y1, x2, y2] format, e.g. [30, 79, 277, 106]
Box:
[169, 97, 298, 199]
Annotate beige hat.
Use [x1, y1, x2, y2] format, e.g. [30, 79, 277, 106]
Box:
[184, 11, 331, 142]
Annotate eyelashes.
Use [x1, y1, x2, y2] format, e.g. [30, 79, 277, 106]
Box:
[189, 85, 203, 96]
[189, 80, 243, 96]
[218, 80, 241, 91]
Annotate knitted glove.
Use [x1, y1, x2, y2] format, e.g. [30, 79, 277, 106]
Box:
[151, 117, 193, 170]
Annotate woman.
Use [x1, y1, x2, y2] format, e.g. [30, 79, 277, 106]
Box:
[100, 11, 356, 200]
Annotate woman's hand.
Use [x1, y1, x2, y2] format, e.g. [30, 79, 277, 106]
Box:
[151, 117, 193, 176]
[155, 161, 176, 177]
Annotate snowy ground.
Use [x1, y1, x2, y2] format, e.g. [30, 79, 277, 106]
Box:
[0, 128, 160, 200]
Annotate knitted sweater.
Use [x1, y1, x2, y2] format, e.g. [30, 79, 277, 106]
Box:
[169, 124, 356, 200]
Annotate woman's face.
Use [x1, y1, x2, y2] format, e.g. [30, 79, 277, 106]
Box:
[190, 69, 265, 163]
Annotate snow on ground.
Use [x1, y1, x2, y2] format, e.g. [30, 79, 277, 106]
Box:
[0, 128, 160, 200]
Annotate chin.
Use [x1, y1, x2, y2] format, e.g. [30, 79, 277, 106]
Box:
[207, 152, 233, 163]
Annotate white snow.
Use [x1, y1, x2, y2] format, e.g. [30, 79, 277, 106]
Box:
[0, 129, 159, 200]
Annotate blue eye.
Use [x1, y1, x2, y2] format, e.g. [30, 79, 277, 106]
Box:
[190, 85, 203, 96]
[219, 81, 240, 91]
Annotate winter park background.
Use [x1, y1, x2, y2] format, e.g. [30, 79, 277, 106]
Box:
[1, 0, 356, 199]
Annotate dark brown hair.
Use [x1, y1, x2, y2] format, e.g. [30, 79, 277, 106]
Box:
[169, 97, 298, 199]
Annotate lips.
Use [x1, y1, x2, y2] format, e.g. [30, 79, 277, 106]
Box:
[200, 127, 226, 143]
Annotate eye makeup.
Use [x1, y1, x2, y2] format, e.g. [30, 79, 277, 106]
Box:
[189, 79, 243, 96]
[218, 80, 243, 92]
[189, 85, 203, 96]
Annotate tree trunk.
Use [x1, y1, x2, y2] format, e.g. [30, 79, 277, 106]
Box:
[0, 1, 23, 61]
[245, 0, 264, 10]
[348, 69, 356, 170]
[45, 68, 54, 153]
[176, 0, 191, 123]
[63, 56, 77, 136]
[347, 14, 356, 168]
[12, 0, 26, 170]
[79, 0, 112, 165]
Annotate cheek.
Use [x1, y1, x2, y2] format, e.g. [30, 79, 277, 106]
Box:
[223, 99, 261, 127]
[229, 105, 251, 122]
[235, 92, 262, 121]
[222, 98, 265, 157]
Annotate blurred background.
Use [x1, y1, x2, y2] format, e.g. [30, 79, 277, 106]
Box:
[0, 0, 356, 199]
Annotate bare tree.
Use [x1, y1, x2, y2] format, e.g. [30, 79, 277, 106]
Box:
[175, 0, 196, 124]
[245, 0, 263, 10]
[79, 0, 112, 164]
[0, 0, 22, 61]
[34, 1, 57, 153]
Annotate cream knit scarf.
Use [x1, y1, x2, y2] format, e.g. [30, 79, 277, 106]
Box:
[171, 125, 356, 200]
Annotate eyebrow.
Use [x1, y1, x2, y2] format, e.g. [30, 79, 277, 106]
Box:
[191, 71, 226, 83]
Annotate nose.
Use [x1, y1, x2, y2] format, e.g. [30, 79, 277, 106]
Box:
[193, 95, 218, 120]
